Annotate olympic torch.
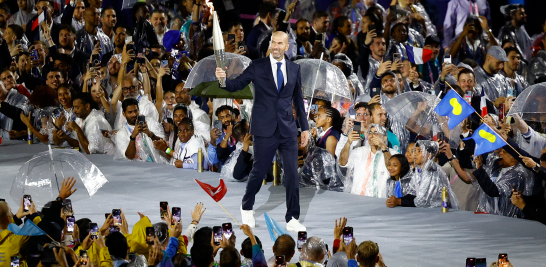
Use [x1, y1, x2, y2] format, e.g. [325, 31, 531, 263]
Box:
[212, 11, 226, 87]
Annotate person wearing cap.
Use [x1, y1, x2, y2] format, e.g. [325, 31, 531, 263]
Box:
[497, 4, 532, 61]
[418, 35, 442, 84]
[473, 45, 513, 106]
[499, 47, 529, 93]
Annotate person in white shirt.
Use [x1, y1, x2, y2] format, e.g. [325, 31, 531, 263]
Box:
[113, 98, 167, 163]
[151, 10, 168, 46]
[64, 92, 114, 154]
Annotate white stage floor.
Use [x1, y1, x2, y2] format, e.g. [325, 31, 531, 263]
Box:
[1, 140, 545, 266]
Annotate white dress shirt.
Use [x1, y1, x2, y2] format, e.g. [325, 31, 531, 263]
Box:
[269, 54, 287, 89]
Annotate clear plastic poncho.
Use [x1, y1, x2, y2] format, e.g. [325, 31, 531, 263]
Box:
[332, 53, 366, 100]
[112, 117, 168, 164]
[358, 55, 381, 94]
[474, 158, 533, 218]
[74, 109, 115, 154]
[411, 141, 460, 209]
[412, 3, 437, 37]
[342, 124, 396, 198]
[114, 95, 160, 131]
[298, 144, 345, 192]
[473, 66, 513, 101]
[386, 171, 414, 197]
[0, 89, 29, 138]
[221, 142, 252, 182]
[527, 50, 546, 85]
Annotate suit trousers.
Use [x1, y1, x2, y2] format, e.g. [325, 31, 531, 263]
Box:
[242, 126, 300, 222]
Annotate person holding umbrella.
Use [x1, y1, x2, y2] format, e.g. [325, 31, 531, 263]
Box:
[215, 31, 309, 232]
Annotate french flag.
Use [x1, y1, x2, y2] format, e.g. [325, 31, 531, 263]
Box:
[31, 12, 45, 31]
[480, 88, 487, 117]
[405, 45, 433, 64]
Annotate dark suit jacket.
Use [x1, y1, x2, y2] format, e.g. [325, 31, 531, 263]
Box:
[223, 57, 309, 138]
[246, 21, 269, 60]
[25, 16, 60, 45]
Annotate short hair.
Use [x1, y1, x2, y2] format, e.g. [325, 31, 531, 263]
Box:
[172, 253, 192, 267]
[229, 20, 243, 31]
[114, 24, 127, 33]
[33, 40, 47, 48]
[133, 2, 148, 17]
[59, 24, 76, 34]
[450, 84, 464, 96]
[105, 232, 128, 259]
[193, 226, 213, 246]
[312, 98, 332, 107]
[0, 3, 10, 14]
[7, 25, 24, 40]
[215, 105, 233, 117]
[46, 68, 63, 76]
[55, 53, 75, 66]
[461, 58, 478, 68]
[332, 15, 350, 35]
[368, 103, 382, 114]
[504, 46, 521, 57]
[73, 92, 98, 110]
[101, 6, 115, 17]
[241, 235, 261, 259]
[457, 68, 475, 80]
[273, 234, 295, 257]
[122, 98, 139, 112]
[0, 202, 9, 219]
[219, 246, 241, 267]
[357, 241, 379, 267]
[231, 107, 240, 118]
[232, 119, 248, 141]
[178, 117, 194, 131]
[190, 244, 214, 267]
[296, 18, 310, 26]
[258, 1, 277, 19]
[312, 10, 328, 22]
[354, 102, 368, 111]
[151, 9, 166, 17]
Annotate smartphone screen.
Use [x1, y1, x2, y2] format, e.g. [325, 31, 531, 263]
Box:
[125, 36, 132, 44]
[275, 256, 286, 267]
[161, 59, 169, 67]
[66, 216, 75, 233]
[297, 231, 307, 250]
[507, 88, 515, 98]
[353, 121, 361, 133]
[444, 55, 452, 65]
[146, 227, 155, 245]
[349, 108, 356, 120]
[110, 226, 120, 233]
[213, 226, 222, 245]
[112, 209, 122, 226]
[476, 258, 486, 267]
[80, 250, 88, 265]
[343, 227, 353, 245]
[62, 199, 73, 215]
[222, 223, 233, 239]
[466, 258, 476, 267]
[393, 53, 401, 63]
[214, 120, 223, 130]
[171, 207, 181, 225]
[436, 132, 445, 142]
[11, 256, 20, 267]
[89, 223, 98, 239]
[464, 91, 472, 104]
[498, 254, 508, 265]
[128, 253, 136, 263]
[23, 195, 31, 212]
[160, 202, 168, 219]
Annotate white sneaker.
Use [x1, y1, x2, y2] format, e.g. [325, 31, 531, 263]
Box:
[286, 217, 306, 232]
[240, 206, 255, 228]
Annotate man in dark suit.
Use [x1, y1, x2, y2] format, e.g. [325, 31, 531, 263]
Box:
[25, 0, 60, 45]
[246, 2, 276, 60]
[216, 31, 309, 232]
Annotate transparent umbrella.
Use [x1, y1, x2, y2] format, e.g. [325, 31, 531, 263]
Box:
[294, 58, 352, 103]
[383, 92, 455, 140]
[506, 83, 546, 122]
[10, 147, 108, 207]
[184, 53, 252, 89]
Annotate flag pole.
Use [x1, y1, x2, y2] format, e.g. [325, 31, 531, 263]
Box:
[445, 81, 523, 157]
[216, 202, 241, 226]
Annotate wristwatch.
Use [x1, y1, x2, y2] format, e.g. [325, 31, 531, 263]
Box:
[448, 155, 457, 161]
[533, 164, 541, 173]
[130, 136, 136, 141]
[56, 197, 63, 202]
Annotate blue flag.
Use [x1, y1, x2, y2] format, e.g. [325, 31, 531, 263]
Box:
[434, 89, 475, 129]
[263, 212, 289, 242]
[8, 220, 47, 236]
[463, 124, 508, 156]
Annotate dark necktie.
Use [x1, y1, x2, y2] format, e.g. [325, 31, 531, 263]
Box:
[277, 62, 284, 92]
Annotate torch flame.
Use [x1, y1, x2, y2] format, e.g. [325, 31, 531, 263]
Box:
[206, 0, 214, 14]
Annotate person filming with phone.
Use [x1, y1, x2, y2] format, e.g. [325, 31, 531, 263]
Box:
[114, 98, 167, 163]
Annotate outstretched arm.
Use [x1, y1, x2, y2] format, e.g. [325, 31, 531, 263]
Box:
[215, 62, 255, 93]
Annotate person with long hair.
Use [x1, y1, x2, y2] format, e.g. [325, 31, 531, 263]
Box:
[312, 106, 342, 157]
[385, 154, 414, 207]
